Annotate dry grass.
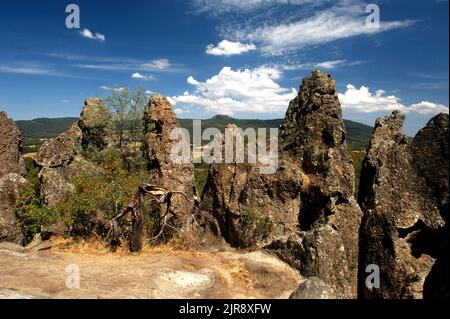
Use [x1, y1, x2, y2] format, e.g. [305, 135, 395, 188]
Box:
[212, 259, 254, 290]
[50, 235, 211, 259]
[51, 237, 126, 256]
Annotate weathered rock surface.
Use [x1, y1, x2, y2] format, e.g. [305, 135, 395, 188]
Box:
[358, 111, 449, 299]
[78, 98, 112, 151]
[201, 124, 304, 248]
[35, 122, 81, 168]
[202, 71, 361, 298]
[143, 94, 197, 236]
[36, 99, 109, 205]
[290, 277, 336, 299]
[0, 174, 28, 244]
[0, 245, 301, 299]
[39, 156, 101, 205]
[274, 71, 361, 299]
[0, 112, 26, 178]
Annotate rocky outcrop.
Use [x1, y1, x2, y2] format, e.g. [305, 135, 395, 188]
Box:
[358, 111, 449, 299]
[78, 98, 112, 151]
[35, 123, 81, 168]
[270, 71, 362, 299]
[0, 173, 28, 244]
[36, 99, 109, 205]
[201, 71, 362, 298]
[200, 124, 304, 248]
[39, 156, 101, 205]
[143, 94, 197, 236]
[0, 112, 26, 178]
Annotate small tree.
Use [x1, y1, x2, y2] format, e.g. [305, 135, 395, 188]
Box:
[103, 87, 148, 171]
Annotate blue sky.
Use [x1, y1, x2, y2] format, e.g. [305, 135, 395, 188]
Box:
[0, 0, 448, 135]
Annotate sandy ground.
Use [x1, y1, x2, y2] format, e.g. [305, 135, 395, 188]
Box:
[0, 242, 302, 299]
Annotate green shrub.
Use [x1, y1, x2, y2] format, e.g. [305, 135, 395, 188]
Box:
[24, 157, 40, 195]
[242, 208, 273, 238]
[18, 143, 153, 243]
[15, 186, 59, 244]
[255, 216, 273, 236]
[56, 149, 151, 235]
[194, 163, 209, 196]
[349, 150, 366, 197]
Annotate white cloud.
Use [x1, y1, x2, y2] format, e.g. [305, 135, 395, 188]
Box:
[187, 76, 200, 85]
[170, 66, 297, 115]
[314, 60, 347, 70]
[338, 84, 449, 115]
[206, 40, 257, 56]
[0, 65, 49, 75]
[195, 0, 414, 55]
[0, 64, 76, 78]
[80, 28, 106, 41]
[407, 101, 450, 115]
[174, 108, 188, 115]
[61, 100, 70, 103]
[192, 0, 326, 13]
[131, 72, 154, 81]
[278, 59, 349, 71]
[100, 85, 125, 92]
[75, 58, 177, 73]
[143, 59, 171, 70]
[239, 9, 414, 55]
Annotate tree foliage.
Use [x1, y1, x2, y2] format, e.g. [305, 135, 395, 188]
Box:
[103, 87, 147, 170]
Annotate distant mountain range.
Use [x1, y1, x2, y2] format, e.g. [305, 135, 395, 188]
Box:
[15, 115, 373, 151]
[15, 117, 78, 139]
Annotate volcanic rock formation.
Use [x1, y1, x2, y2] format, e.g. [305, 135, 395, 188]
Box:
[202, 70, 362, 298]
[200, 124, 304, 248]
[0, 173, 28, 244]
[143, 94, 198, 237]
[36, 99, 110, 205]
[0, 112, 26, 178]
[78, 98, 112, 151]
[0, 112, 27, 243]
[358, 111, 449, 299]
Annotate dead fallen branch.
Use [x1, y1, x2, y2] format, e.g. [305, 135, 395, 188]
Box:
[106, 184, 198, 252]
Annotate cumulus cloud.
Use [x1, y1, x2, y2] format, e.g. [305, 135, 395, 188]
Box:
[131, 72, 154, 81]
[339, 84, 449, 115]
[80, 28, 105, 41]
[206, 40, 257, 56]
[170, 66, 297, 115]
